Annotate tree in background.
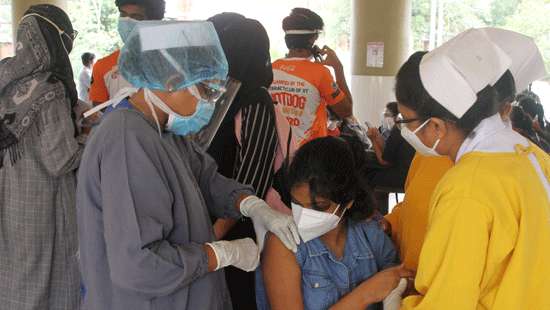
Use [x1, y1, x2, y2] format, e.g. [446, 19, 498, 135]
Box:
[411, 0, 431, 50]
[487, 0, 520, 26]
[410, 0, 550, 72]
[2, 0, 545, 81]
[504, 0, 550, 72]
[68, 0, 120, 77]
[318, 0, 351, 51]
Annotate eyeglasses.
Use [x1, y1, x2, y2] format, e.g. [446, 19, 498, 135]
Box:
[195, 81, 227, 103]
[394, 114, 421, 129]
[67, 29, 78, 41]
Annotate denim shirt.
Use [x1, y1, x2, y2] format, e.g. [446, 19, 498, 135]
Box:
[256, 220, 398, 310]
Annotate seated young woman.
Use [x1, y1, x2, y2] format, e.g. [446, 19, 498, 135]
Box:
[256, 136, 413, 310]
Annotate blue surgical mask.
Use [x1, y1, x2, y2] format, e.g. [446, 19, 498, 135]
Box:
[143, 88, 214, 137]
[166, 100, 215, 136]
[117, 17, 137, 43]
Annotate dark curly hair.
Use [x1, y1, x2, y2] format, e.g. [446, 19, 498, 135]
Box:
[288, 136, 377, 222]
[395, 51, 500, 137]
[115, 0, 165, 20]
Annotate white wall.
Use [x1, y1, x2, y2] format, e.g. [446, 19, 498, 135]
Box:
[351, 75, 396, 127]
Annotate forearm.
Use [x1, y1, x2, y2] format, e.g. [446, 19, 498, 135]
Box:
[329, 281, 377, 309]
[372, 140, 389, 166]
[213, 218, 239, 240]
[235, 194, 252, 212]
[333, 65, 352, 104]
[204, 244, 218, 272]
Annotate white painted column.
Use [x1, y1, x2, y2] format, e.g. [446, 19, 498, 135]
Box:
[351, 0, 411, 126]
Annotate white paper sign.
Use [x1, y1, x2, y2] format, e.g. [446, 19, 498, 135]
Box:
[367, 42, 385, 68]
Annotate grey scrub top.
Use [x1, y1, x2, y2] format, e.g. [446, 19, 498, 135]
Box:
[77, 108, 254, 310]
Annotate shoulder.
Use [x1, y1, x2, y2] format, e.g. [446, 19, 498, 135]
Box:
[351, 220, 387, 243]
[264, 232, 302, 266]
[92, 50, 120, 76]
[440, 153, 508, 190]
[343, 220, 390, 261]
[430, 158, 497, 216]
[242, 99, 274, 119]
[94, 109, 158, 149]
[273, 58, 326, 72]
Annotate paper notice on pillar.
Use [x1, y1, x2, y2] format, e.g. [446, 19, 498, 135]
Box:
[366, 42, 385, 68]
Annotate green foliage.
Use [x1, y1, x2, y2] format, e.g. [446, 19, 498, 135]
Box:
[319, 0, 351, 49]
[67, 0, 121, 77]
[61, 0, 549, 78]
[411, 0, 431, 50]
[410, 0, 550, 74]
[488, 0, 519, 26]
[504, 0, 550, 73]
[443, 0, 489, 37]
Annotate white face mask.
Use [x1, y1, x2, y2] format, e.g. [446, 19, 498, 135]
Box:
[400, 118, 441, 156]
[291, 203, 346, 243]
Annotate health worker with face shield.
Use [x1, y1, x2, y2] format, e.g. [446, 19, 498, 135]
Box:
[77, 20, 299, 310]
[395, 30, 550, 309]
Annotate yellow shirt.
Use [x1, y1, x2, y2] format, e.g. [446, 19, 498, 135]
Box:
[385, 154, 453, 270]
[402, 145, 550, 309]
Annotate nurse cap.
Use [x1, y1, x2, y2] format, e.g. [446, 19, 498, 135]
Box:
[419, 29, 511, 118]
[480, 27, 547, 93]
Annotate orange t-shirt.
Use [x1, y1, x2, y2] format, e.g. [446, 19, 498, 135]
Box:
[270, 58, 346, 145]
[89, 50, 131, 104]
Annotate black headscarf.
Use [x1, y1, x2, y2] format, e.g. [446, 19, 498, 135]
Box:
[0, 4, 77, 167]
[207, 13, 274, 177]
[25, 4, 78, 109]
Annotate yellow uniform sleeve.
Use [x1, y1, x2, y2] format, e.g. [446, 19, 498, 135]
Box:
[384, 153, 417, 244]
[385, 202, 402, 238]
[401, 197, 492, 310]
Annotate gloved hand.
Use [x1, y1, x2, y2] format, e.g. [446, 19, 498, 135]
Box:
[206, 238, 259, 272]
[240, 196, 300, 253]
[383, 278, 408, 310]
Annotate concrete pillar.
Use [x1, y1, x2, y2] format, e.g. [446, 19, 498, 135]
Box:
[11, 0, 68, 42]
[350, 0, 411, 126]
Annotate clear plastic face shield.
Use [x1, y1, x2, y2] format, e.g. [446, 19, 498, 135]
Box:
[188, 78, 241, 148]
[111, 20, 241, 144]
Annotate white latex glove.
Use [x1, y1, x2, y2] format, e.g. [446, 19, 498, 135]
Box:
[206, 238, 259, 272]
[240, 196, 300, 253]
[383, 278, 408, 310]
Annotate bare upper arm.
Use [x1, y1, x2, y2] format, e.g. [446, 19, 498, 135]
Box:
[262, 233, 304, 310]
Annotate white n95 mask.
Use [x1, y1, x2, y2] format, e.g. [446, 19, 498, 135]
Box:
[291, 203, 346, 243]
[400, 119, 441, 156]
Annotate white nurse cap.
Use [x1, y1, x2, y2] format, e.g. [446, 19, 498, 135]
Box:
[480, 27, 547, 93]
[419, 29, 511, 118]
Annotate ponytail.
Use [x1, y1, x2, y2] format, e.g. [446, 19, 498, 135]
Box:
[339, 135, 377, 221]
